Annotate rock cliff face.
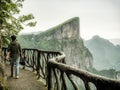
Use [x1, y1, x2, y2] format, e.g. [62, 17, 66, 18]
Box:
[18, 17, 93, 69]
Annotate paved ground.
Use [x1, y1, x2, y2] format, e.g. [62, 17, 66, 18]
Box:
[5, 65, 47, 90]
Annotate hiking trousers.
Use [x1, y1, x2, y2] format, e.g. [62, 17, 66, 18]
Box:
[10, 57, 20, 76]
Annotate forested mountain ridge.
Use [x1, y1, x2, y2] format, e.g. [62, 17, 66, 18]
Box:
[18, 17, 93, 69]
[85, 35, 120, 71]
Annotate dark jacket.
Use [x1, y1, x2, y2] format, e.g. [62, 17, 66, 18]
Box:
[7, 40, 22, 58]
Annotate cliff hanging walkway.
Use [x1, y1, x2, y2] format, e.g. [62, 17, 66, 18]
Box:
[2, 48, 120, 90]
[6, 64, 47, 90]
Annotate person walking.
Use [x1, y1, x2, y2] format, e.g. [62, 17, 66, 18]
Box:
[6, 35, 22, 79]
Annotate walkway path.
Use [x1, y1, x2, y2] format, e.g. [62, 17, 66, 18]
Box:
[5, 65, 47, 90]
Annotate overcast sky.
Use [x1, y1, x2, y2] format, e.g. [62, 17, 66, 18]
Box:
[19, 0, 120, 40]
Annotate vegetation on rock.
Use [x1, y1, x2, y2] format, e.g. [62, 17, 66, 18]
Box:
[0, 0, 36, 89]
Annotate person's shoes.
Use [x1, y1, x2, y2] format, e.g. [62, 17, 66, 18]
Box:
[15, 76, 19, 79]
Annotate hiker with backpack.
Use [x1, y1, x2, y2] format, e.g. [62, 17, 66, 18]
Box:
[6, 35, 22, 79]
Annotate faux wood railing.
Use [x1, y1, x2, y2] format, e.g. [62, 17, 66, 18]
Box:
[2, 47, 60, 85]
[48, 57, 120, 90]
[2, 48, 120, 90]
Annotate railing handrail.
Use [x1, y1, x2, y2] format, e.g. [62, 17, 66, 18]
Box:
[2, 47, 120, 90]
[2, 47, 61, 53]
[48, 58, 120, 86]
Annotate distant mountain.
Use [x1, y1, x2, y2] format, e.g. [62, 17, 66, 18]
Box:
[109, 39, 120, 45]
[84, 35, 120, 71]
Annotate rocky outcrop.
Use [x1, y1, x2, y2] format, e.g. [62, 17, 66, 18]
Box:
[0, 59, 7, 90]
[18, 17, 93, 69]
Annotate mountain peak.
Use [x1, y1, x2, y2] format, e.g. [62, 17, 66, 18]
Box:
[89, 35, 114, 46]
[18, 17, 93, 69]
[93, 35, 100, 38]
[85, 36, 120, 70]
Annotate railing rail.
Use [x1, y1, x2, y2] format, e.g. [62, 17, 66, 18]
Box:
[48, 58, 120, 90]
[2, 47, 120, 90]
[2, 47, 60, 84]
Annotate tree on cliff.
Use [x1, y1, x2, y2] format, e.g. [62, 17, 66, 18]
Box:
[0, 0, 36, 89]
[0, 0, 36, 60]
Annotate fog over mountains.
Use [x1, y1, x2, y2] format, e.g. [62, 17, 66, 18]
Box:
[109, 39, 120, 46]
[84, 35, 120, 71]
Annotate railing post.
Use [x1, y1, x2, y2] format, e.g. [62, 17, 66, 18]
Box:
[32, 50, 35, 71]
[83, 80, 90, 90]
[61, 71, 67, 90]
[22, 49, 26, 69]
[37, 50, 40, 79]
[47, 62, 52, 90]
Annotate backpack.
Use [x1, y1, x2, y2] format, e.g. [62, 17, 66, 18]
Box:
[8, 41, 21, 58]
